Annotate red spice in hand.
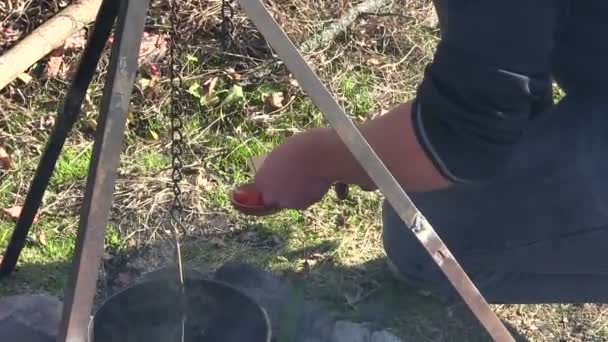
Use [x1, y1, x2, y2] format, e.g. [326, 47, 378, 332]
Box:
[233, 187, 264, 207]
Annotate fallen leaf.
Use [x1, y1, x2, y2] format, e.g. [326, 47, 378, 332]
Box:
[149, 64, 161, 78]
[3, 206, 40, 224]
[149, 130, 159, 140]
[366, 58, 381, 66]
[138, 78, 152, 90]
[63, 30, 87, 51]
[196, 172, 214, 191]
[37, 231, 48, 246]
[203, 77, 218, 96]
[39, 116, 55, 130]
[46, 52, 64, 78]
[267, 92, 285, 109]
[0, 147, 11, 169]
[139, 32, 168, 63]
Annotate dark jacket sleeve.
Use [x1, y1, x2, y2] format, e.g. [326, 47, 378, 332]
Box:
[413, 1, 559, 183]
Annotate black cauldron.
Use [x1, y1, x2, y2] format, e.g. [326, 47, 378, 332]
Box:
[89, 274, 271, 342]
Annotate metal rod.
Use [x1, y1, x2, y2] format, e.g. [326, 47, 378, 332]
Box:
[0, 0, 118, 279]
[57, 0, 151, 341]
[235, 0, 514, 340]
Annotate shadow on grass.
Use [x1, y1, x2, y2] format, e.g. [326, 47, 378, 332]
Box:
[273, 248, 528, 342]
[0, 237, 528, 342]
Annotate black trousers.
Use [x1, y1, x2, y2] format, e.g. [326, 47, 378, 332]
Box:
[382, 94, 608, 304]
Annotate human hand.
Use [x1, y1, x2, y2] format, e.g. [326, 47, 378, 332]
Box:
[253, 128, 335, 210]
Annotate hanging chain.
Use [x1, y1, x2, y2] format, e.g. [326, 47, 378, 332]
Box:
[168, 0, 185, 223]
[219, 0, 236, 49]
[168, 2, 187, 338]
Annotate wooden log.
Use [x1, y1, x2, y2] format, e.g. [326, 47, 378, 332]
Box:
[0, 0, 103, 91]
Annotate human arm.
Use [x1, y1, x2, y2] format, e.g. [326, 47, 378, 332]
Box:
[252, 0, 560, 210]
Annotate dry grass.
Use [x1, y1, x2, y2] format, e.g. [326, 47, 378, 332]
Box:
[0, 0, 607, 341]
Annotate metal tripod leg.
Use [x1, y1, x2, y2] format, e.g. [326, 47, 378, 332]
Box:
[236, 0, 514, 340]
[57, 0, 151, 341]
[0, 0, 118, 278]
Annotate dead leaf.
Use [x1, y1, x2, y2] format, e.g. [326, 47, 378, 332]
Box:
[138, 32, 168, 64]
[37, 231, 48, 246]
[138, 78, 153, 90]
[196, 172, 214, 191]
[107, 32, 167, 66]
[3, 206, 40, 224]
[149, 64, 161, 78]
[366, 58, 381, 66]
[0, 147, 12, 169]
[267, 92, 285, 109]
[39, 116, 55, 130]
[46, 50, 64, 78]
[203, 77, 219, 96]
[63, 30, 87, 51]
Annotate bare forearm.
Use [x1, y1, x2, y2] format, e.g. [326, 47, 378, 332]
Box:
[319, 101, 452, 193]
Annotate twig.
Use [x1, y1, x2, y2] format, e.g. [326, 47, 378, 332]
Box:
[299, 0, 392, 53]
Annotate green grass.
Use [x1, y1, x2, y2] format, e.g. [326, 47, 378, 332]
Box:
[50, 143, 93, 189]
[340, 71, 377, 117]
[0, 217, 75, 296]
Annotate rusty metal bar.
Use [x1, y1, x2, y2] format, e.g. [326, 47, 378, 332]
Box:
[235, 0, 514, 340]
[0, 0, 118, 279]
[56, 0, 151, 341]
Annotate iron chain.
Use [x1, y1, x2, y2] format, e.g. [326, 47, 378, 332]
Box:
[168, 0, 185, 221]
[220, 0, 236, 49]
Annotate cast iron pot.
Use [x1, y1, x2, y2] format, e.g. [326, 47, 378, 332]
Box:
[88, 274, 271, 342]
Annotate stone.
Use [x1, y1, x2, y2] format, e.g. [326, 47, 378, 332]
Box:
[0, 294, 63, 342]
[214, 262, 291, 338]
[331, 321, 371, 342]
[371, 330, 402, 342]
[213, 263, 405, 342]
